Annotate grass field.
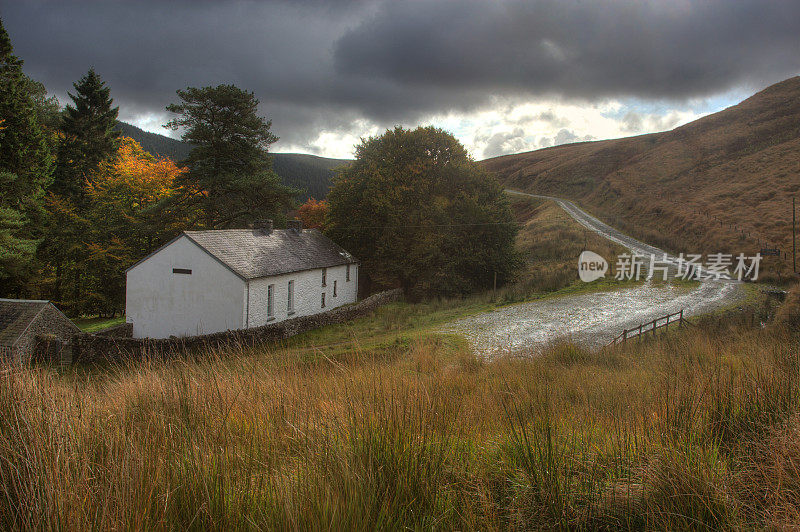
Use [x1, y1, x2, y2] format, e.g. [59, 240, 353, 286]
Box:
[1, 293, 797, 529]
[3, 198, 790, 529]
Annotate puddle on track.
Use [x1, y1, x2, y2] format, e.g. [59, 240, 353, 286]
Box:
[445, 191, 748, 357]
[443, 280, 743, 357]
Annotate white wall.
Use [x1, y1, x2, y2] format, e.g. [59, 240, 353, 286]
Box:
[247, 263, 358, 327]
[126, 236, 246, 339]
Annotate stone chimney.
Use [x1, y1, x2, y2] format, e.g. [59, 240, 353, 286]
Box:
[287, 219, 303, 233]
[253, 219, 273, 235]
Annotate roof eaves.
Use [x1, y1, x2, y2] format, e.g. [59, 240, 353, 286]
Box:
[248, 260, 359, 281]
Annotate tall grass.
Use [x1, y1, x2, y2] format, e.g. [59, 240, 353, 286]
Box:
[1, 319, 799, 528]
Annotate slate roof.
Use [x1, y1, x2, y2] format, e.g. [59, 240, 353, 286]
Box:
[0, 299, 50, 348]
[182, 228, 358, 280]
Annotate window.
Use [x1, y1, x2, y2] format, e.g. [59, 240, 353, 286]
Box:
[173, 268, 192, 275]
[346, 264, 350, 281]
[321, 268, 327, 287]
[333, 280, 337, 297]
[267, 284, 275, 318]
[287, 280, 295, 314]
[321, 292, 326, 308]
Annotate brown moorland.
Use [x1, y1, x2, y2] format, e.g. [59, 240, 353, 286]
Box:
[483, 76, 800, 282]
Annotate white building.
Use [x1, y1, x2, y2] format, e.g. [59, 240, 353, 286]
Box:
[125, 220, 358, 339]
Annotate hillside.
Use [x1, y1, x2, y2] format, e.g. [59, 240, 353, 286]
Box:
[114, 122, 350, 199]
[483, 76, 800, 281]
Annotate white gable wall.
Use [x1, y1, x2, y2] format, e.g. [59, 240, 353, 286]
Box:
[126, 236, 246, 339]
[247, 264, 358, 327]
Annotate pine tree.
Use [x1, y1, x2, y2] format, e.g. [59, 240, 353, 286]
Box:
[165, 84, 298, 228]
[52, 68, 120, 203]
[43, 68, 119, 308]
[0, 18, 53, 286]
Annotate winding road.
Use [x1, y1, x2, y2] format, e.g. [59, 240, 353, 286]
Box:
[443, 190, 745, 356]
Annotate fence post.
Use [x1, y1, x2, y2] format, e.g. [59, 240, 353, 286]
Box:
[622, 329, 628, 343]
[679, 309, 684, 326]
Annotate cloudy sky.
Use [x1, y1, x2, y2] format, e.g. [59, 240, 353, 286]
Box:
[4, 0, 799, 159]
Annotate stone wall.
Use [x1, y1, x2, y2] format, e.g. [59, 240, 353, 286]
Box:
[71, 289, 402, 364]
[32, 335, 72, 365]
[95, 322, 134, 337]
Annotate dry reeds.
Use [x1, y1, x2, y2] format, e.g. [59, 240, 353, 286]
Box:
[0, 321, 798, 528]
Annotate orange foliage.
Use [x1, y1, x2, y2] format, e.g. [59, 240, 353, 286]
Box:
[297, 197, 328, 230]
[88, 137, 184, 207]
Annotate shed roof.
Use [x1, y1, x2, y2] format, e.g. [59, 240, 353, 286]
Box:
[0, 299, 51, 348]
[181, 228, 357, 280]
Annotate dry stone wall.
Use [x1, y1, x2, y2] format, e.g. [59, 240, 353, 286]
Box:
[69, 289, 401, 364]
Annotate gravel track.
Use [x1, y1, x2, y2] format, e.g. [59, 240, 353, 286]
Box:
[443, 191, 745, 356]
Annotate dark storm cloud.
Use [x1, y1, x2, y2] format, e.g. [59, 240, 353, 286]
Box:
[336, 0, 800, 99]
[2, 0, 379, 147]
[3, 0, 800, 151]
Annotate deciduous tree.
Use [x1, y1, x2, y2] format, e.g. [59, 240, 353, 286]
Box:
[82, 137, 185, 314]
[297, 197, 328, 230]
[327, 126, 519, 299]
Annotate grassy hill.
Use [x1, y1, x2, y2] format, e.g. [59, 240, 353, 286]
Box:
[483, 76, 800, 282]
[114, 121, 351, 199]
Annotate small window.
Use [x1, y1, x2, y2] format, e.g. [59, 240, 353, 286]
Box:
[333, 280, 337, 297]
[322, 268, 327, 287]
[321, 292, 326, 308]
[287, 280, 295, 314]
[173, 268, 192, 275]
[267, 284, 275, 317]
[346, 264, 350, 281]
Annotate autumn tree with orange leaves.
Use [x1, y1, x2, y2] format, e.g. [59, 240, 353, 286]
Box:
[296, 197, 328, 230]
[81, 137, 185, 314]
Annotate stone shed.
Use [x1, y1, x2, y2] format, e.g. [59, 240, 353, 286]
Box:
[0, 299, 80, 364]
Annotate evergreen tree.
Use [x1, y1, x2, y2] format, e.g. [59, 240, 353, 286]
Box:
[52, 68, 119, 203]
[327, 126, 519, 300]
[0, 18, 53, 287]
[43, 68, 119, 308]
[165, 84, 297, 228]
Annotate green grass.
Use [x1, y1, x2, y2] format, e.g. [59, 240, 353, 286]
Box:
[74, 315, 126, 333]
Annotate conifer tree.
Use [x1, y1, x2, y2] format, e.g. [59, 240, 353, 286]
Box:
[165, 84, 297, 228]
[43, 69, 119, 307]
[0, 18, 53, 286]
[52, 68, 120, 203]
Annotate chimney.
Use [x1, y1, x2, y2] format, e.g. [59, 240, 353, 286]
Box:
[287, 219, 303, 233]
[253, 219, 273, 235]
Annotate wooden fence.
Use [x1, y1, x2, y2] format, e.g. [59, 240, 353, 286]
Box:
[608, 309, 688, 345]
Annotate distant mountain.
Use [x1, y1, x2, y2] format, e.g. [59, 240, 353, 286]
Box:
[482, 76, 800, 280]
[115, 121, 193, 161]
[271, 153, 352, 200]
[114, 121, 350, 199]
